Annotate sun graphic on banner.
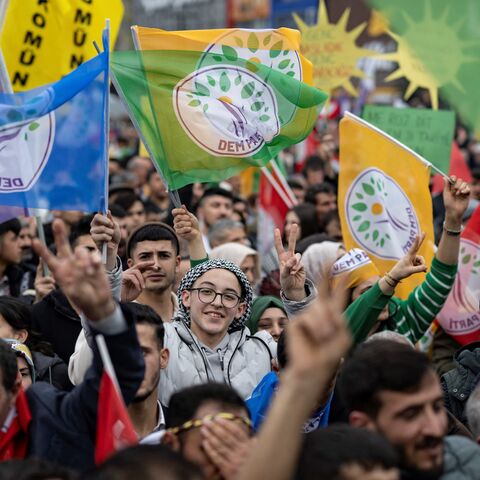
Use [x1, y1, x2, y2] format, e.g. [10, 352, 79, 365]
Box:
[293, 0, 376, 96]
[381, 1, 478, 109]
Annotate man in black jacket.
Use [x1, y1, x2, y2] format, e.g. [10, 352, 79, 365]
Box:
[0, 219, 144, 472]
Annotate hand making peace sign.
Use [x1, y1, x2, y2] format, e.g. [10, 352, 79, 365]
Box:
[274, 224, 306, 301]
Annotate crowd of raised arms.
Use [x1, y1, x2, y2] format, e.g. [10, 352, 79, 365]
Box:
[0, 117, 479, 480]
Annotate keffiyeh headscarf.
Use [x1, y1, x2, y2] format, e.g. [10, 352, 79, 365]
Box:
[176, 259, 253, 332]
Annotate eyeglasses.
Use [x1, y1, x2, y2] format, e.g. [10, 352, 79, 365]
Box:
[190, 287, 242, 308]
[165, 412, 253, 436]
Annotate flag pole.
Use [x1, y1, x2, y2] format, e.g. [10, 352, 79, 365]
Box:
[94, 19, 111, 265]
[95, 334, 121, 393]
[344, 111, 452, 183]
[128, 26, 181, 209]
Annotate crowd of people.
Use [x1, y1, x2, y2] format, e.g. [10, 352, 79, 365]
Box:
[0, 105, 479, 480]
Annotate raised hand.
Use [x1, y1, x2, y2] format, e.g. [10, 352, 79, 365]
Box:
[287, 282, 351, 382]
[388, 233, 428, 283]
[274, 224, 306, 300]
[121, 260, 155, 302]
[90, 211, 121, 270]
[172, 204, 207, 261]
[32, 219, 115, 321]
[172, 205, 201, 242]
[443, 175, 471, 224]
[201, 417, 253, 480]
[34, 260, 56, 302]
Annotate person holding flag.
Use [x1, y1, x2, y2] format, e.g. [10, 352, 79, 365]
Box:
[340, 176, 471, 344]
[0, 220, 144, 472]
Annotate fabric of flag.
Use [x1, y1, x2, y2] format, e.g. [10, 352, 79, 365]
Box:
[111, 27, 327, 190]
[338, 112, 435, 299]
[1, 0, 124, 91]
[366, 0, 480, 135]
[437, 207, 480, 345]
[95, 369, 138, 465]
[0, 51, 109, 213]
[257, 166, 294, 267]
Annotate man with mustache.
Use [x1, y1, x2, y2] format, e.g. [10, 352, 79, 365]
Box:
[339, 340, 480, 479]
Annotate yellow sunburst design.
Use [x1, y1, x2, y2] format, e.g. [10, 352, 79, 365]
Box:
[293, 0, 376, 97]
[381, 0, 478, 110]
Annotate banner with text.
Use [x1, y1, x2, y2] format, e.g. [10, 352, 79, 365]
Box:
[362, 105, 455, 175]
[1, 0, 123, 91]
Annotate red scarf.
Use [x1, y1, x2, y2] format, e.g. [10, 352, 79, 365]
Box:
[0, 389, 32, 461]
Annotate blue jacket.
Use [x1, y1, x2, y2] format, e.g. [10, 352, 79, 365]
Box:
[25, 304, 144, 472]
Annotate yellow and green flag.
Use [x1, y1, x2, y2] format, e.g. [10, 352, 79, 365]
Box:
[338, 112, 435, 299]
[1, 0, 124, 91]
[111, 27, 327, 190]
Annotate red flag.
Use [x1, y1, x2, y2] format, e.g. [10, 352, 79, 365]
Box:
[95, 369, 138, 465]
[437, 206, 480, 345]
[257, 168, 293, 260]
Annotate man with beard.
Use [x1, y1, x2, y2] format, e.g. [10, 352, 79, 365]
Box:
[127, 303, 169, 439]
[339, 340, 480, 479]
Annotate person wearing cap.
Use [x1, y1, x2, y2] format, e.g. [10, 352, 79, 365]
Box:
[332, 176, 471, 345]
[5, 340, 35, 390]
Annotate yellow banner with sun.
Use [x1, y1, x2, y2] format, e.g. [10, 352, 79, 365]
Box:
[293, 0, 376, 97]
[338, 112, 434, 299]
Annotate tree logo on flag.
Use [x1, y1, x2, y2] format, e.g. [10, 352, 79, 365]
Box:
[199, 29, 303, 124]
[0, 112, 55, 192]
[345, 168, 420, 260]
[174, 65, 280, 157]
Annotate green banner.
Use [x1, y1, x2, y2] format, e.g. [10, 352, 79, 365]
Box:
[362, 106, 455, 174]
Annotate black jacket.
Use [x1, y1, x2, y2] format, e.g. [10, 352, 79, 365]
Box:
[26, 304, 144, 472]
[441, 342, 480, 427]
[31, 290, 82, 364]
[32, 350, 72, 391]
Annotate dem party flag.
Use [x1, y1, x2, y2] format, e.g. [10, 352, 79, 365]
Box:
[437, 207, 480, 345]
[0, 50, 109, 213]
[111, 27, 327, 190]
[338, 112, 435, 300]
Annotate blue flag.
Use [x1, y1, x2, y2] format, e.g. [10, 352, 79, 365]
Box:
[0, 50, 109, 213]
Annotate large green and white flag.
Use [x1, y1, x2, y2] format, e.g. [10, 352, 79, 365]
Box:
[112, 27, 327, 189]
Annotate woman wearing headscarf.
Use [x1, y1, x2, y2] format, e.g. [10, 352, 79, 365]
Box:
[246, 296, 288, 342]
[209, 243, 260, 288]
[302, 241, 344, 286]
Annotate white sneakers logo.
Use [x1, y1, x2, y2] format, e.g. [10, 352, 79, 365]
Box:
[345, 168, 420, 260]
[173, 29, 302, 157]
[0, 112, 54, 193]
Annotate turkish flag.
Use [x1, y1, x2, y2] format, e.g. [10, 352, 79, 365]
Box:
[95, 370, 138, 465]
